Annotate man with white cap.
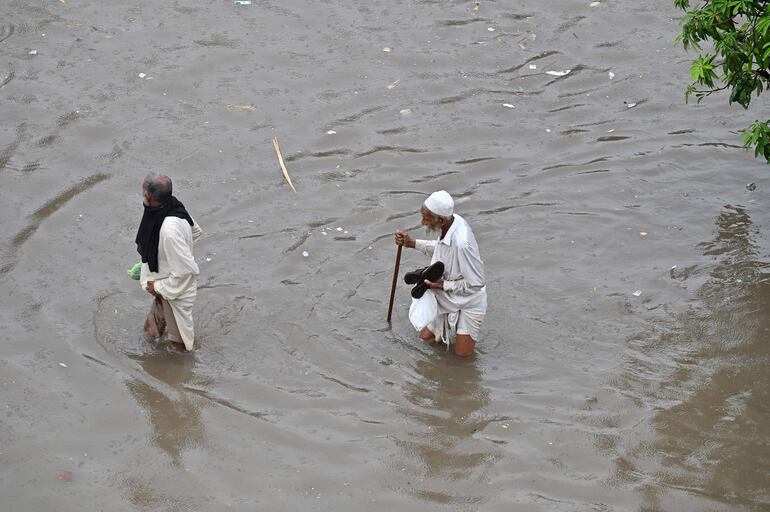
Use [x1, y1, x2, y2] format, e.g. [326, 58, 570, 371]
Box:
[395, 190, 487, 357]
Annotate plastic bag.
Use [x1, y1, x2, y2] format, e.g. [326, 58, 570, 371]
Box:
[408, 291, 438, 331]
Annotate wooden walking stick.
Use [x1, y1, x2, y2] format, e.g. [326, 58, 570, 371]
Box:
[386, 244, 403, 322]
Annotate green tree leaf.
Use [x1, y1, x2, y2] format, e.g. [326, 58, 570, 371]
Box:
[677, 1, 770, 163]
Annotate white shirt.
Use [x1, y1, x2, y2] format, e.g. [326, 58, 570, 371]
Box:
[415, 214, 487, 314]
[140, 216, 202, 301]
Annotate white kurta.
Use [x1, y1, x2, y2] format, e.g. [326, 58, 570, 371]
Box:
[414, 214, 487, 342]
[140, 217, 202, 350]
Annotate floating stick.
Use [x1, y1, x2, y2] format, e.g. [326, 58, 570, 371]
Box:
[272, 136, 297, 193]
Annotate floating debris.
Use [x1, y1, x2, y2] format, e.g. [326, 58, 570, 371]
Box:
[234, 0, 252, 5]
[640, 231, 648, 237]
[227, 104, 255, 112]
[58, 471, 73, 481]
[58, 363, 68, 368]
[399, 108, 412, 116]
[529, 64, 537, 70]
[336, 227, 343, 232]
[28, 50, 38, 55]
[272, 137, 297, 193]
[138, 72, 146, 78]
[503, 103, 515, 109]
[302, 251, 309, 258]
[590, 1, 601, 6]
[625, 101, 637, 108]
[608, 71, 615, 79]
[632, 290, 642, 297]
[326, 130, 336, 135]
[383, 47, 392, 53]
[546, 69, 571, 77]
[545, 128, 551, 133]
[746, 182, 757, 191]
[387, 79, 400, 89]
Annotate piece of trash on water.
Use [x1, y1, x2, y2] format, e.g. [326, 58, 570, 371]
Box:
[234, 0, 251, 5]
[387, 79, 400, 89]
[746, 182, 756, 191]
[590, 1, 601, 6]
[487, 27, 495, 32]
[639, 231, 648, 236]
[503, 103, 515, 109]
[302, 251, 309, 258]
[607, 128, 615, 133]
[546, 69, 571, 77]
[336, 227, 343, 231]
[632, 290, 642, 297]
[59, 363, 68, 368]
[529, 64, 537, 70]
[138, 72, 146, 78]
[545, 128, 551, 133]
[29, 50, 38, 55]
[608, 71, 615, 79]
[383, 47, 392, 53]
[58, 471, 73, 481]
[226, 104, 255, 112]
[625, 101, 637, 108]
[272, 136, 297, 193]
[326, 130, 336, 135]
[671, 265, 677, 270]
[399, 108, 412, 116]
[473, 2, 480, 11]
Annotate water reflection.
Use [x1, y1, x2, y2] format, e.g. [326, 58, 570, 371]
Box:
[619, 205, 770, 509]
[125, 352, 206, 468]
[396, 354, 494, 504]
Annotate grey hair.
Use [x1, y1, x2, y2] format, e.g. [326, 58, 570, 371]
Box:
[143, 173, 173, 203]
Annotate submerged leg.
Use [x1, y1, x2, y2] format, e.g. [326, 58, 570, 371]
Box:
[454, 334, 476, 357]
[419, 326, 436, 344]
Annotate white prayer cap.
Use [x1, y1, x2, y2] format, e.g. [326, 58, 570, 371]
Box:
[424, 190, 454, 218]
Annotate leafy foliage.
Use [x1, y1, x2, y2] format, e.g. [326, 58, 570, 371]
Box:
[675, 0, 770, 163]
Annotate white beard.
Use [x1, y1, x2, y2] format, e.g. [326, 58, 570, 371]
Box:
[424, 225, 441, 240]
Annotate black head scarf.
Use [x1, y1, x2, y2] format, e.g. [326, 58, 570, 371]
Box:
[135, 196, 193, 273]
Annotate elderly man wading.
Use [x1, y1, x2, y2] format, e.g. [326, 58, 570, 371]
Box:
[394, 190, 487, 357]
[137, 174, 202, 352]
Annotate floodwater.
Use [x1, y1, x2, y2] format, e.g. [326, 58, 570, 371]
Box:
[1, 0, 768, 510]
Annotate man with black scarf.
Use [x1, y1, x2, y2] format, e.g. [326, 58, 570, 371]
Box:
[136, 173, 202, 351]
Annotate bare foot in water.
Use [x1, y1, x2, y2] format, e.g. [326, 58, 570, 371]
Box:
[168, 340, 189, 352]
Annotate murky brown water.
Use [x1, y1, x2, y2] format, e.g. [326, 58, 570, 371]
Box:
[1, 0, 768, 510]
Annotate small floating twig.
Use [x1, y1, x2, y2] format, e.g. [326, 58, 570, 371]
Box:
[272, 136, 296, 193]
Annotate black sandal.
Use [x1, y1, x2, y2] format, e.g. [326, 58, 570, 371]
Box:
[410, 261, 444, 299]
